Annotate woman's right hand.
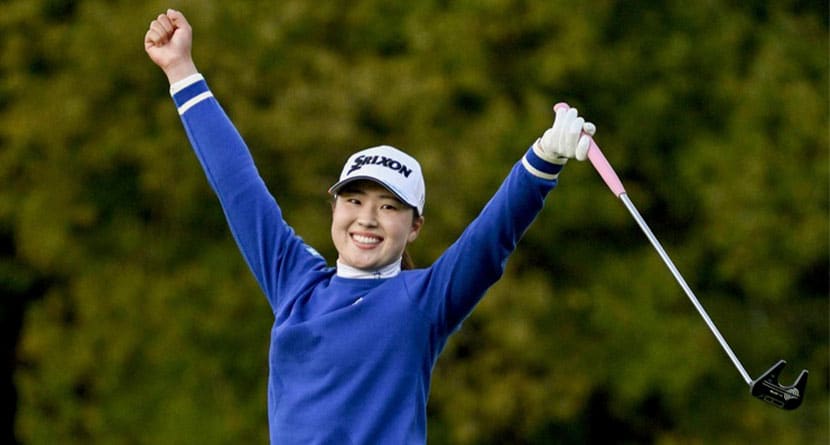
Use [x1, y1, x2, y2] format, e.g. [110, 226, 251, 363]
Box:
[144, 9, 198, 84]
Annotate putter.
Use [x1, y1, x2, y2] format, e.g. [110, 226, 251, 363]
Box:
[554, 103, 808, 409]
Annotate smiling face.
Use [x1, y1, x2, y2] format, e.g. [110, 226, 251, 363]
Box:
[331, 180, 424, 271]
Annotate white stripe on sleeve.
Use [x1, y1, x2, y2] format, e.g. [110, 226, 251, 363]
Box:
[521, 156, 560, 180]
[177, 91, 214, 115]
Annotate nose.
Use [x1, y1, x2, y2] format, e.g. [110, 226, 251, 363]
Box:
[356, 205, 378, 227]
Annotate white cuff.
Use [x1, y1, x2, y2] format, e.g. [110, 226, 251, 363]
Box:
[169, 73, 205, 95]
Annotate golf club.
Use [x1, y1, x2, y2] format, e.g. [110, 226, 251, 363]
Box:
[554, 103, 808, 410]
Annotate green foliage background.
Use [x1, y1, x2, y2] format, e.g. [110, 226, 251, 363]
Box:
[1, 0, 827, 443]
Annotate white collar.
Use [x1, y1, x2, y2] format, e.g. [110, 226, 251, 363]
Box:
[336, 258, 401, 279]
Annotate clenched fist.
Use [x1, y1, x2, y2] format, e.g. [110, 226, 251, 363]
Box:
[144, 9, 198, 84]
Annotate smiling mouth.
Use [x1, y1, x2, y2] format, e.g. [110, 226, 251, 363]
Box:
[351, 233, 383, 246]
[352, 233, 383, 247]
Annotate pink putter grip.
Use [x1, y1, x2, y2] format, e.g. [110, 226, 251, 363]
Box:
[553, 103, 626, 197]
[586, 141, 626, 197]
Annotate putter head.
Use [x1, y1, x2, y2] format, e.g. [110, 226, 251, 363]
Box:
[750, 360, 808, 410]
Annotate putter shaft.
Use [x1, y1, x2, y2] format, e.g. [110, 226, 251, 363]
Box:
[619, 193, 753, 385]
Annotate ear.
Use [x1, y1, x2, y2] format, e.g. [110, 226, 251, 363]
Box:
[407, 215, 424, 243]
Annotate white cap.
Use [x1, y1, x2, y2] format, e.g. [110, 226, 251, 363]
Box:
[329, 145, 426, 215]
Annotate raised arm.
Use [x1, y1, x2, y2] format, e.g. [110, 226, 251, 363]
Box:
[426, 106, 597, 333]
[143, 10, 329, 312]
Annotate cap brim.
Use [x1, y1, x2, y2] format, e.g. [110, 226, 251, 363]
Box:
[329, 176, 417, 212]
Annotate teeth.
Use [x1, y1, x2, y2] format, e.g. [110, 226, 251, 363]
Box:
[353, 234, 381, 244]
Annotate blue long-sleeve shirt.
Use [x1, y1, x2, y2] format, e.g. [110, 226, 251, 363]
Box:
[170, 74, 564, 444]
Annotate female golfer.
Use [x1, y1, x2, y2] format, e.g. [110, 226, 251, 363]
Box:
[146, 9, 595, 444]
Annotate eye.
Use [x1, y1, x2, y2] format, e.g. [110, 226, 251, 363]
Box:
[380, 203, 401, 211]
[339, 195, 361, 206]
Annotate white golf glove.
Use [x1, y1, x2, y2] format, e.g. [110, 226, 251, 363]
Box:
[534, 107, 596, 165]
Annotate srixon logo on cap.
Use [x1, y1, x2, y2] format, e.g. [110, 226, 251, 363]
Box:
[347, 155, 413, 178]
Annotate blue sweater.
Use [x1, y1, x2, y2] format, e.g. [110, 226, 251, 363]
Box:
[171, 75, 563, 444]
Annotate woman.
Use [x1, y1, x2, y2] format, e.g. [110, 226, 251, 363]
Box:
[145, 9, 595, 444]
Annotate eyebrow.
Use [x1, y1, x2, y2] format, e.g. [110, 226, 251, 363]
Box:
[338, 187, 402, 203]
